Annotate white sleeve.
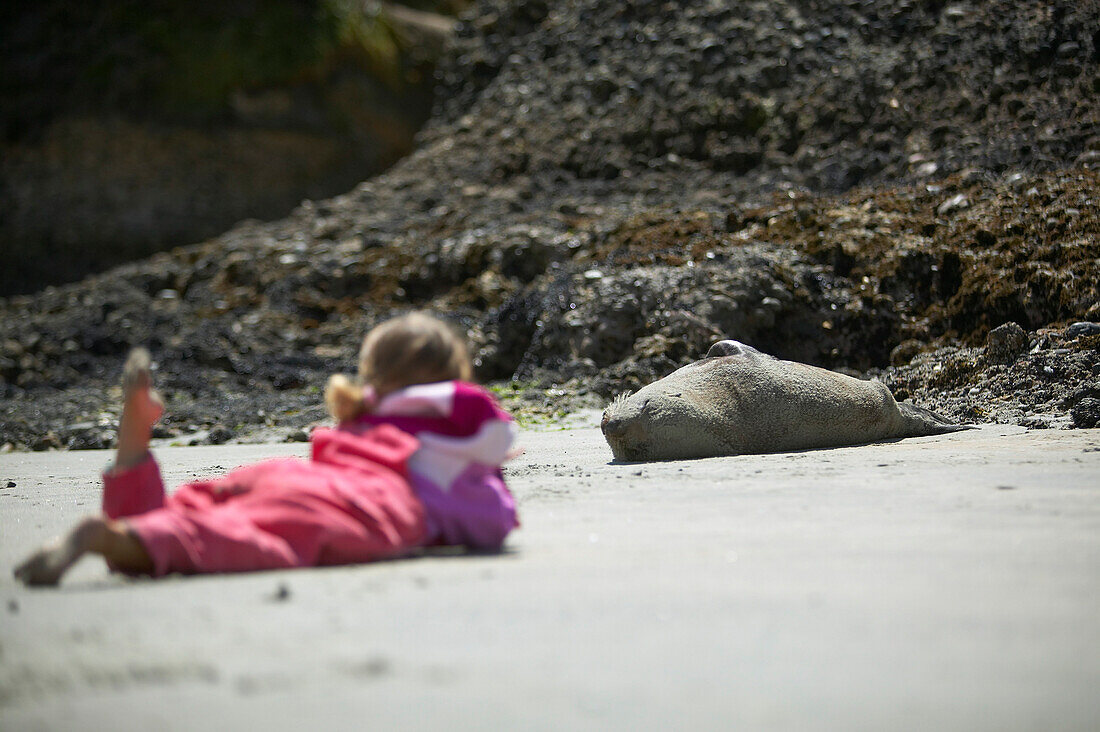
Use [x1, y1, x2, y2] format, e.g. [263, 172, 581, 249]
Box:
[416, 420, 517, 466]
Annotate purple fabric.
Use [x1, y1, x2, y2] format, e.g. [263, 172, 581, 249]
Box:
[409, 464, 519, 550]
[341, 380, 520, 550]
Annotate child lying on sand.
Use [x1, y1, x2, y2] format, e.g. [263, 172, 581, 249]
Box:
[16, 312, 519, 585]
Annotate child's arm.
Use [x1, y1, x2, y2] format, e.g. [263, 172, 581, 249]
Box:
[415, 419, 518, 468]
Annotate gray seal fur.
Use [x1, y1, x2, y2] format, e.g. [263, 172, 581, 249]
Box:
[601, 339, 968, 461]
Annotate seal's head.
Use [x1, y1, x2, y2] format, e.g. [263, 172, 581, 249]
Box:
[600, 339, 766, 461]
[600, 366, 736, 462]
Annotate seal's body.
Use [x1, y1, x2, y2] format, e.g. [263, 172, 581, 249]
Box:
[601, 340, 967, 461]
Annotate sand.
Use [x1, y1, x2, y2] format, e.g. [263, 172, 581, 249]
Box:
[2, 420, 1099, 731]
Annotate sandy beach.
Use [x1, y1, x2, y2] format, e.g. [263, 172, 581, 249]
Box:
[2, 420, 1098, 730]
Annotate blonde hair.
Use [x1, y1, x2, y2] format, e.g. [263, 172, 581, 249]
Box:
[325, 312, 473, 423]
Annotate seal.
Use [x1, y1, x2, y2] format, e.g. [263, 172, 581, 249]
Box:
[601, 339, 969, 461]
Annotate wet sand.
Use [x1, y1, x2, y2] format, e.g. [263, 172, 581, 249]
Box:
[2, 422, 1099, 731]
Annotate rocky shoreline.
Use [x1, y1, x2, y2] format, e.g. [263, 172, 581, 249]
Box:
[2, 0, 1098, 451]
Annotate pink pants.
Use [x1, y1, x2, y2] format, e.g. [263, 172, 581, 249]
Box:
[103, 425, 428, 577]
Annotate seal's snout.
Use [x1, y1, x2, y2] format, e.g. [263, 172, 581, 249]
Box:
[600, 413, 629, 439]
[601, 396, 650, 461]
[601, 414, 647, 461]
[601, 408, 638, 441]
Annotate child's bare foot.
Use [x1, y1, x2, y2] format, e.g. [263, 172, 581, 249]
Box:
[14, 542, 75, 586]
[14, 518, 153, 585]
[14, 518, 102, 586]
[116, 348, 164, 471]
[122, 348, 164, 421]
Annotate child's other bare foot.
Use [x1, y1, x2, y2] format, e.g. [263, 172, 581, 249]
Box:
[14, 542, 75, 586]
[116, 348, 164, 470]
[14, 518, 102, 586]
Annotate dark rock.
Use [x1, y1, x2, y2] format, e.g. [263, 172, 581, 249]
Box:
[890, 340, 926, 366]
[1071, 398, 1100, 429]
[1076, 151, 1100, 169]
[66, 428, 112, 450]
[974, 229, 996, 247]
[32, 432, 62, 451]
[207, 425, 234, 445]
[286, 429, 311, 443]
[1067, 322, 1100, 338]
[937, 194, 970, 216]
[985, 323, 1029, 363]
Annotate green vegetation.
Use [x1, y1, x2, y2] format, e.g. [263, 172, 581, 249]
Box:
[4, 1, 464, 134]
[129, 2, 333, 112]
[487, 381, 603, 430]
[127, 0, 433, 113]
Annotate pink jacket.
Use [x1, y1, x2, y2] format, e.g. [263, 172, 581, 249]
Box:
[348, 380, 519, 550]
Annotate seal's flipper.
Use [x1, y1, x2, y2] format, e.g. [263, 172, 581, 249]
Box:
[897, 402, 973, 436]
